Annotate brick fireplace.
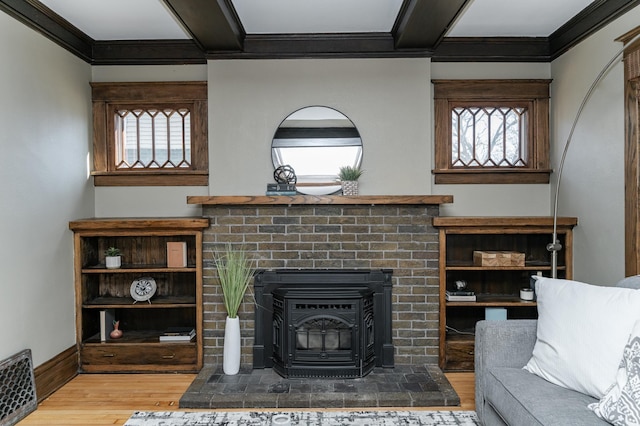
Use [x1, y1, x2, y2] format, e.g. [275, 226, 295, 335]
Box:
[192, 195, 451, 369]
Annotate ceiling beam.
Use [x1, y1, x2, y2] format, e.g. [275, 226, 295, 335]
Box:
[549, 0, 640, 59]
[2, 0, 637, 64]
[92, 40, 206, 65]
[162, 0, 244, 52]
[393, 0, 471, 50]
[0, 0, 93, 62]
[432, 37, 550, 62]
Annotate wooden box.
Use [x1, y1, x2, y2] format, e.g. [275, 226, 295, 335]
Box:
[473, 250, 525, 267]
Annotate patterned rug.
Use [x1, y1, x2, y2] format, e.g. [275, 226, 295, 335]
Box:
[124, 410, 480, 425]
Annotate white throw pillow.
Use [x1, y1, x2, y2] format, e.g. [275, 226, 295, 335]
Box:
[589, 319, 640, 425]
[524, 277, 640, 398]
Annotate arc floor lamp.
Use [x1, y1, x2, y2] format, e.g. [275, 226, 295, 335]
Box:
[548, 31, 640, 278]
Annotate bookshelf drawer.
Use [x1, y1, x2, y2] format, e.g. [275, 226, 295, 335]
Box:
[81, 344, 197, 366]
[445, 340, 475, 371]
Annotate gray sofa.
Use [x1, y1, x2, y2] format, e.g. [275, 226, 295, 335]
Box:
[474, 319, 608, 425]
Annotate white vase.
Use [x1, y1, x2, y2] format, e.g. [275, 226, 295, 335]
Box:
[223, 316, 241, 375]
[105, 256, 121, 269]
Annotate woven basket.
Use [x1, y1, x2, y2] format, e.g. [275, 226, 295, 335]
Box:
[342, 181, 359, 196]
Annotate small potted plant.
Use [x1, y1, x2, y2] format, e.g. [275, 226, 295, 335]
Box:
[104, 247, 122, 269]
[214, 244, 255, 375]
[338, 165, 364, 196]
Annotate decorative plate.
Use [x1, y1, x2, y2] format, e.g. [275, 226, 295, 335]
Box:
[130, 276, 156, 303]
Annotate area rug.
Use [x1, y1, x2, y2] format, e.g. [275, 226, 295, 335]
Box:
[124, 410, 480, 425]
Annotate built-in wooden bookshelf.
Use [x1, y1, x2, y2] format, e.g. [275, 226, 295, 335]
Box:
[433, 216, 577, 371]
[69, 218, 208, 373]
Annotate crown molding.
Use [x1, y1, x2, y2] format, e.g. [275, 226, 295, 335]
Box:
[2, 0, 639, 64]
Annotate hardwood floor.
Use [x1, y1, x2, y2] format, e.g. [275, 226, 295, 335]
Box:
[19, 372, 475, 425]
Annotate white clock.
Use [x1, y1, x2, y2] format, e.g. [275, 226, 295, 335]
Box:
[130, 276, 157, 303]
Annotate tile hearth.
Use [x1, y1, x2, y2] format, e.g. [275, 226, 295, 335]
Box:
[179, 364, 460, 409]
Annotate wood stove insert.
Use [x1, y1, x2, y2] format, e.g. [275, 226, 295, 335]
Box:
[253, 269, 394, 378]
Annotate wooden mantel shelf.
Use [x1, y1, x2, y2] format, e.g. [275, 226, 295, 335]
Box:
[187, 195, 453, 206]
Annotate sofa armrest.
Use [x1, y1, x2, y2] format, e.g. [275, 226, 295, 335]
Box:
[475, 319, 538, 423]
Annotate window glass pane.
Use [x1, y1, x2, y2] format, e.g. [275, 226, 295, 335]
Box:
[114, 107, 192, 170]
[451, 106, 528, 168]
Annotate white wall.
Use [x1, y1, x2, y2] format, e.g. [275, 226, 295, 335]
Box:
[207, 58, 432, 195]
[549, 9, 640, 284]
[0, 13, 93, 366]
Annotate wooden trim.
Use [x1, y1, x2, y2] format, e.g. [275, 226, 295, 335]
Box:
[432, 37, 551, 62]
[3, 0, 638, 63]
[625, 42, 640, 276]
[92, 40, 206, 65]
[93, 174, 208, 187]
[69, 217, 209, 232]
[33, 345, 78, 403]
[432, 80, 551, 184]
[549, 0, 640, 60]
[90, 82, 207, 102]
[433, 216, 578, 228]
[163, 0, 244, 51]
[392, 0, 470, 49]
[91, 82, 208, 187]
[432, 79, 552, 99]
[0, 0, 93, 62]
[433, 170, 551, 185]
[187, 195, 453, 205]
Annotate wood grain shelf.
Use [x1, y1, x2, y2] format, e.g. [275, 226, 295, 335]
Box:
[83, 295, 196, 308]
[82, 266, 196, 273]
[187, 194, 453, 205]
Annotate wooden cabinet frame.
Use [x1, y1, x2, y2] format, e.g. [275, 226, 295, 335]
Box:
[69, 217, 208, 373]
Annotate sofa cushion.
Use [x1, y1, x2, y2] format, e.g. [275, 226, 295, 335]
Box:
[485, 367, 608, 425]
[589, 319, 640, 425]
[524, 278, 640, 398]
[616, 275, 640, 289]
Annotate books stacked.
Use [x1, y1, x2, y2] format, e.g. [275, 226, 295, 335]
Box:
[99, 309, 115, 341]
[160, 327, 196, 342]
[265, 183, 297, 196]
[445, 290, 476, 302]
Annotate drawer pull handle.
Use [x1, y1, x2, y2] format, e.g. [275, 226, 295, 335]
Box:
[102, 353, 115, 357]
[162, 354, 175, 359]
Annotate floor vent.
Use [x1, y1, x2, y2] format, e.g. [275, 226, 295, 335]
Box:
[0, 349, 37, 426]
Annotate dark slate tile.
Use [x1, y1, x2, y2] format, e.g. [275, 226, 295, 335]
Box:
[209, 394, 245, 409]
[375, 382, 402, 393]
[244, 383, 271, 393]
[309, 393, 344, 408]
[342, 393, 378, 408]
[333, 382, 358, 393]
[219, 374, 243, 383]
[404, 373, 429, 383]
[377, 392, 413, 407]
[206, 374, 223, 384]
[222, 383, 248, 394]
[268, 382, 290, 393]
[242, 393, 279, 408]
[400, 382, 424, 392]
[277, 393, 311, 409]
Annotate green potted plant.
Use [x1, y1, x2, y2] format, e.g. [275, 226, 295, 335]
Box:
[338, 165, 364, 196]
[104, 247, 122, 269]
[213, 244, 255, 375]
